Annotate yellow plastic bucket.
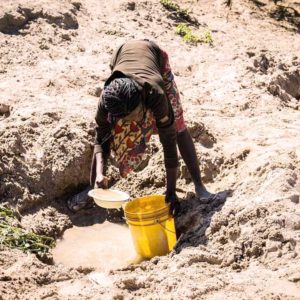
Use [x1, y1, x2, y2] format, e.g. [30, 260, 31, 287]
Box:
[124, 195, 177, 259]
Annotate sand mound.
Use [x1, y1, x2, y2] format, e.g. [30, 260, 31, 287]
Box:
[269, 69, 300, 109]
[0, 0, 79, 34]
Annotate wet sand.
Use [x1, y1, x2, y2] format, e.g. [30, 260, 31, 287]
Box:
[53, 222, 137, 272]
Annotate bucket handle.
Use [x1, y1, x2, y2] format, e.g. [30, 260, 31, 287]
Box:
[155, 219, 176, 235]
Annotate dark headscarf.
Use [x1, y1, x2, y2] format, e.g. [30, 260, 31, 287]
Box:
[102, 78, 141, 119]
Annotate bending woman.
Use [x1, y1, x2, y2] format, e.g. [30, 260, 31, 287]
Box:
[69, 39, 216, 213]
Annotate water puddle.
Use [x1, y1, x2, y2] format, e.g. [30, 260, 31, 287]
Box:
[53, 221, 138, 272]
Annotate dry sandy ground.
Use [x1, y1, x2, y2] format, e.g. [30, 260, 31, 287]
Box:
[1, 0, 300, 299]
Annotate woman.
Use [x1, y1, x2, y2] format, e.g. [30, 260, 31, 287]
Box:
[69, 40, 216, 213]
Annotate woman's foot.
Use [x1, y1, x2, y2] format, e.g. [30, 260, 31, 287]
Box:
[195, 185, 213, 200]
[195, 185, 229, 203]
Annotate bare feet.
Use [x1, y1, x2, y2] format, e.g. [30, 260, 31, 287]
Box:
[195, 185, 230, 203]
[195, 185, 213, 200]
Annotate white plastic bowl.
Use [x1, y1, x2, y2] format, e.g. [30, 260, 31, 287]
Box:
[88, 188, 130, 209]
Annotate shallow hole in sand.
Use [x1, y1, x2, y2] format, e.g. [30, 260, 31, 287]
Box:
[52, 221, 139, 272]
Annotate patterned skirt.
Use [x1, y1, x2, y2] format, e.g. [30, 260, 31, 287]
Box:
[111, 49, 186, 177]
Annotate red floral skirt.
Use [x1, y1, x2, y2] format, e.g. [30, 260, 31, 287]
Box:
[111, 49, 186, 177]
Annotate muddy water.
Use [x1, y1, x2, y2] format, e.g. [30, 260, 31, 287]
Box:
[90, 189, 129, 201]
[52, 221, 137, 272]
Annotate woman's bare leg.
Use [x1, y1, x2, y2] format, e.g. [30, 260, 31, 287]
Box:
[177, 129, 212, 199]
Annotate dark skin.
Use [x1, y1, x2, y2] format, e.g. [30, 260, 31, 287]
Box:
[177, 129, 212, 199]
[94, 103, 213, 201]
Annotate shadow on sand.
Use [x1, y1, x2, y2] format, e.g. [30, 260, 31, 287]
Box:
[173, 190, 231, 253]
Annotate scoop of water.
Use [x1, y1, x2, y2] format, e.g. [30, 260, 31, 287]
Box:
[52, 221, 139, 272]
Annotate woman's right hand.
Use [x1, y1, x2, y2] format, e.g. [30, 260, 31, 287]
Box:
[94, 174, 109, 189]
[165, 192, 180, 217]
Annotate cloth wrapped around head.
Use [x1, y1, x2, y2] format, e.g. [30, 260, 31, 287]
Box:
[102, 78, 141, 119]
